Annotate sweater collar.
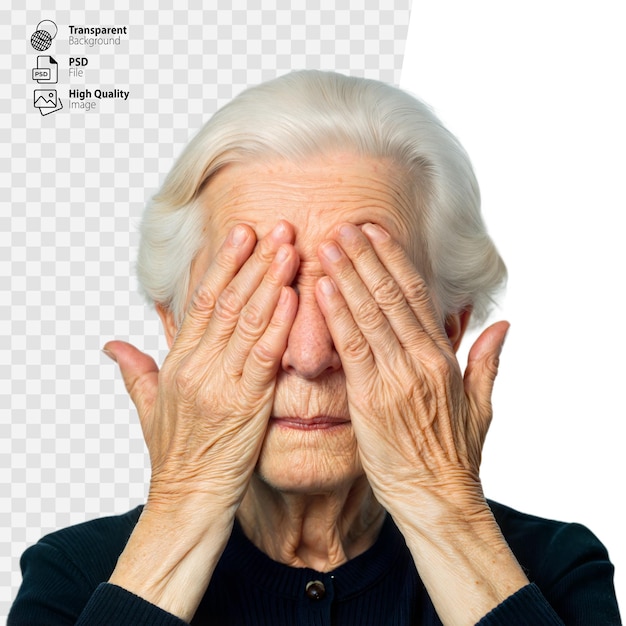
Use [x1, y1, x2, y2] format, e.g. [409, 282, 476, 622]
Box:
[221, 513, 410, 601]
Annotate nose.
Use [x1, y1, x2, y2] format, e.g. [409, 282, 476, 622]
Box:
[281, 291, 342, 378]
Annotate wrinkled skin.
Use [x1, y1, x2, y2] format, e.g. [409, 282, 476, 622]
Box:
[315, 221, 507, 527]
[108, 221, 299, 514]
[105, 155, 525, 624]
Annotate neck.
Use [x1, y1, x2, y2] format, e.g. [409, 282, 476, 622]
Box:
[236, 474, 385, 572]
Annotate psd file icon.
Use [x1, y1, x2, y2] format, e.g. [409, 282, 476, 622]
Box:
[34, 89, 63, 116]
[32, 56, 58, 84]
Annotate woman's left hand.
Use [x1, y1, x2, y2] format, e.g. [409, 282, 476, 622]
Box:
[315, 222, 505, 515]
[315, 223, 526, 625]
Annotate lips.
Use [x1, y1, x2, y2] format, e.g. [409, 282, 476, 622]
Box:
[271, 416, 350, 430]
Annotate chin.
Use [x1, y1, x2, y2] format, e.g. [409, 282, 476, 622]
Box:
[254, 423, 363, 494]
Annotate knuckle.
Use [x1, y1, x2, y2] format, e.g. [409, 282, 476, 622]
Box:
[263, 265, 284, 289]
[405, 274, 442, 320]
[347, 240, 370, 261]
[371, 275, 403, 307]
[191, 284, 217, 313]
[407, 376, 433, 405]
[250, 340, 279, 369]
[406, 275, 430, 300]
[341, 330, 368, 362]
[255, 236, 278, 264]
[213, 285, 241, 320]
[484, 355, 500, 379]
[421, 348, 453, 376]
[238, 302, 266, 338]
[353, 298, 385, 331]
[173, 365, 196, 395]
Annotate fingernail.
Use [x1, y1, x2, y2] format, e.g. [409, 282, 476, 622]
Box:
[101, 348, 117, 362]
[362, 223, 389, 242]
[319, 276, 337, 295]
[321, 241, 342, 262]
[271, 221, 287, 240]
[338, 223, 357, 239]
[230, 225, 248, 247]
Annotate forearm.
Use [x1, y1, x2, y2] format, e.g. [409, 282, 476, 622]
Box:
[108, 501, 233, 623]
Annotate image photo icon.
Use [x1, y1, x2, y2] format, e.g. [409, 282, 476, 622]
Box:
[34, 90, 56, 108]
[33, 89, 63, 116]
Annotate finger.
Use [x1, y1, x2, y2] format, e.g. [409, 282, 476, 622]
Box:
[317, 238, 404, 367]
[360, 223, 451, 351]
[241, 286, 298, 393]
[195, 221, 296, 357]
[181, 221, 295, 357]
[326, 223, 437, 358]
[223, 243, 299, 376]
[315, 275, 377, 383]
[174, 223, 257, 350]
[102, 340, 159, 426]
[463, 321, 510, 426]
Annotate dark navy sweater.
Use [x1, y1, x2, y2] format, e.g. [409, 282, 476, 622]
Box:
[8, 501, 621, 625]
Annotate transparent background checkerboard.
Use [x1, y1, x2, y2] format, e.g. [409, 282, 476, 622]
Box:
[1, 0, 412, 616]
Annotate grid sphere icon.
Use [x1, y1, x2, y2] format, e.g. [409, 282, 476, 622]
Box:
[31, 29, 52, 51]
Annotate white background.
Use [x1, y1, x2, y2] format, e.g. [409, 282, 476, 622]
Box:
[401, 0, 625, 611]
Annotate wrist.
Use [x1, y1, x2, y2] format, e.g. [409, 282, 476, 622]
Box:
[109, 502, 234, 621]
[381, 471, 491, 533]
[390, 492, 528, 626]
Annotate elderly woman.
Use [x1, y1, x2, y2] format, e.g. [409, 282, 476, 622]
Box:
[10, 71, 620, 625]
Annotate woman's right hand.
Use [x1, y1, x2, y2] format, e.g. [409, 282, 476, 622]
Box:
[103, 221, 299, 620]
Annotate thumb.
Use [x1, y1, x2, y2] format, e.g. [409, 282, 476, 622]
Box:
[463, 321, 509, 423]
[102, 340, 159, 421]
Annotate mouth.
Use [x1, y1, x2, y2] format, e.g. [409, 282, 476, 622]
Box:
[270, 416, 351, 431]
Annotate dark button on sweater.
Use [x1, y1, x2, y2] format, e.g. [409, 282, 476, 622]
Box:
[305, 580, 326, 600]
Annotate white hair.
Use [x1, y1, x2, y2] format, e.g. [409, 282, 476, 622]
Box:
[137, 70, 506, 328]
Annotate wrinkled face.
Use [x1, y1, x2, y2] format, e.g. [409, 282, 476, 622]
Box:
[185, 153, 421, 493]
